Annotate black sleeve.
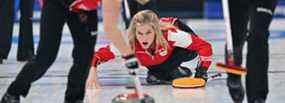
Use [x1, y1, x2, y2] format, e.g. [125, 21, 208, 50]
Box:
[173, 19, 196, 35]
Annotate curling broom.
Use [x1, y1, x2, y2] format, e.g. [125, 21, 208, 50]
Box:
[216, 0, 246, 75]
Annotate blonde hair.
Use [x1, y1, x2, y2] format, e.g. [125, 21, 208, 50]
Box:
[128, 10, 169, 51]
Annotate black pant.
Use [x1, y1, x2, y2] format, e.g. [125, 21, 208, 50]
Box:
[148, 47, 197, 81]
[6, 0, 98, 101]
[122, 0, 157, 28]
[0, 0, 35, 59]
[228, 0, 277, 102]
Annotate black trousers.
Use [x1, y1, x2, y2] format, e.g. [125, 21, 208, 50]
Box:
[148, 47, 197, 81]
[228, 0, 277, 102]
[6, 0, 98, 101]
[122, 0, 157, 28]
[0, 0, 35, 59]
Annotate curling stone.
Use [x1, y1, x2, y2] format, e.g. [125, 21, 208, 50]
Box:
[112, 93, 155, 103]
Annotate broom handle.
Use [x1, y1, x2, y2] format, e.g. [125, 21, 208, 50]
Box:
[222, 0, 234, 52]
[123, 0, 131, 19]
[129, 70, 144, 99]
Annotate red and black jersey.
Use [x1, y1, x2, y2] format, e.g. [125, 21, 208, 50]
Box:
[93, 17, 213, 69]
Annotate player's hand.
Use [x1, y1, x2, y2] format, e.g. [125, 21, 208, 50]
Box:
[70, 0, 99, 13]
[122, 54, 139, 70]
[86, 66, 101, 89]
[194, 66, 208, 82]
[91, 46, 115, 67]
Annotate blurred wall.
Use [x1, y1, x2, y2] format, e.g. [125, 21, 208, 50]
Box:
[157, 0, 204, 18]
[13, 0, 285, 21]
[157, 0, 285, 19]
[204, 0, 285, 19]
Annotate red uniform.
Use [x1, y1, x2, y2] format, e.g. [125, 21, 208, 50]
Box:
[93, 18, 212, 70]
[68, 1, 212, 82]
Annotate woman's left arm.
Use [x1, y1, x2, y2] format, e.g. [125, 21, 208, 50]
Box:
[187, 34, 213, 69]
[168, 30, 213, 69]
